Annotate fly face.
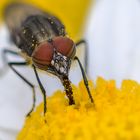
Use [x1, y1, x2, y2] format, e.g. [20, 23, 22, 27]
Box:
[32, 36, 76, 77]
[51, 51, 71, 76]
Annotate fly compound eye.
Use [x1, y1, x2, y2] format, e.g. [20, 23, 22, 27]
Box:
[32, 42, 54, 70]
[53, 36, 76, 58]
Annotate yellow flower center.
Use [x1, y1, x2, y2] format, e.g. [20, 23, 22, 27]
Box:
[17, 77, 140, 140]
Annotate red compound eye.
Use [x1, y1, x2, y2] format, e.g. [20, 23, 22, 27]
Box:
[32, 42, 54, 70]
[53, 36, 76, 58]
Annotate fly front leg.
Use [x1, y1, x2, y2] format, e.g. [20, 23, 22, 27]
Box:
[2, 49, 36, 116]
[32, 65, 47, 115]
[74, 56, 94, 105]
[76, 40, 88, 73]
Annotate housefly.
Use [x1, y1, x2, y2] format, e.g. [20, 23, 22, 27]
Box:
[2, 2, 94, 116]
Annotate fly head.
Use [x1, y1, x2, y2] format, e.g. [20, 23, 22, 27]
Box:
[32, 36, 76, 77]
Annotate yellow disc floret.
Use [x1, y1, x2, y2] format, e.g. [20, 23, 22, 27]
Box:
[17, 77, 140, 140]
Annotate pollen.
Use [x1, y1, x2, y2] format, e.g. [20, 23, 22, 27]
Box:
[17, 77, 140, 140]
[23, 30, 26, 34]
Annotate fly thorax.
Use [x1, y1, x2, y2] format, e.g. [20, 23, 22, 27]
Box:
[51, 51, 71, 76]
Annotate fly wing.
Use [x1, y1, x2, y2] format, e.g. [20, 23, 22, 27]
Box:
[72, 40, 88, 72]
[4, 3, 50, 32]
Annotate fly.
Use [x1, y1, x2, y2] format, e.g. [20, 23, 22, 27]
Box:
[2, 2, 94, 116]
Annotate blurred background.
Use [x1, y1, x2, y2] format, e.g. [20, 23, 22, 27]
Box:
[1, 0, 140, 139]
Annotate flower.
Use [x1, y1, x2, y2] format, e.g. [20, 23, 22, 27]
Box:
[17, 77, 140, 140]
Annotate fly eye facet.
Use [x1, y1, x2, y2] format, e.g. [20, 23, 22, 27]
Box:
[32, 42, 54, 70]
[53, 36, 76, 58]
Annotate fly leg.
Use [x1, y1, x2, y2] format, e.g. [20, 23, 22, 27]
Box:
[32, 65, 47, 115]
[0, 49, 19, 76]
[2, 49, 36, 117]
[74, 56, 94, 105]
[76, 40, 88, 73]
